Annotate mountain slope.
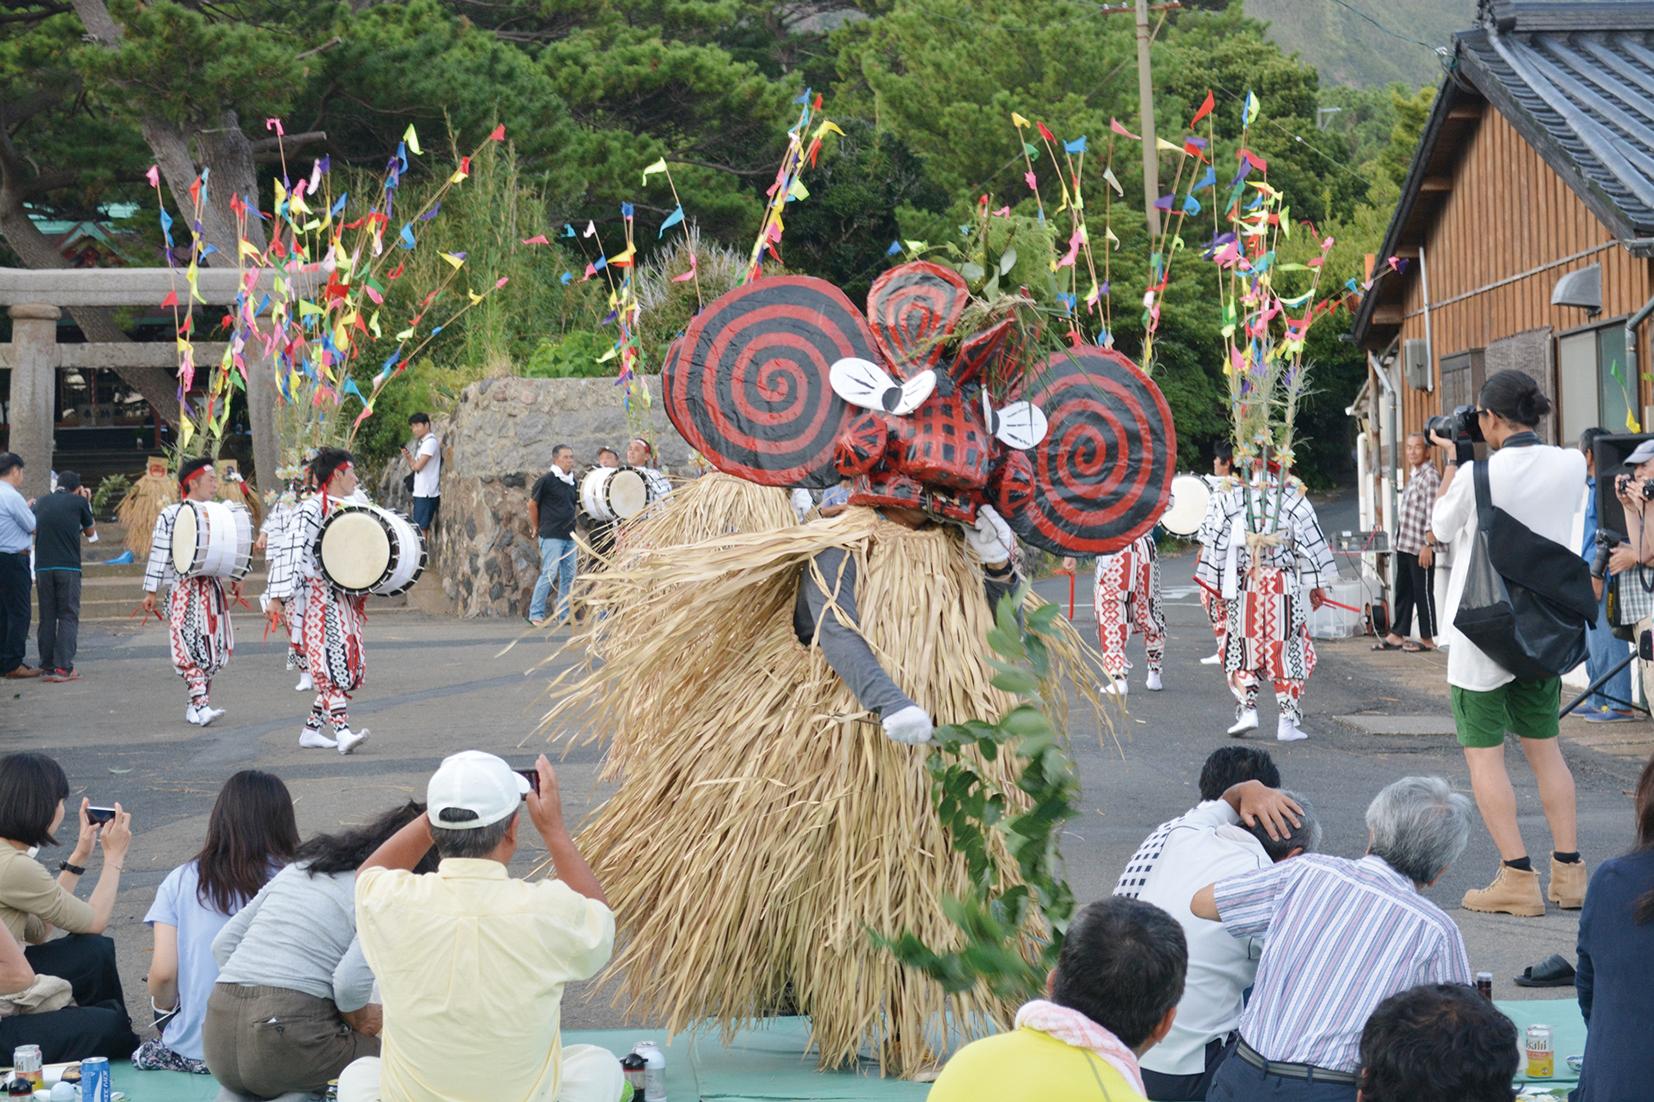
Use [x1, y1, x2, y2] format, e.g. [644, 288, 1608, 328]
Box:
[1247, 0, 1476, 88]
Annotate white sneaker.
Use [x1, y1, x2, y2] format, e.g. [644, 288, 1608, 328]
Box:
[185, 705, 202, 726]
[1145, 671, 1163, 692]
[1200, 652, 1222, 666]
[194, 705, 225, 728]
[1101, 679, 1129, 697]
[299, 727, 339, 750]
[336, 727, 369, 755]
[881, 706, 934, 746]
[294, 671, 314, 692]
[1277, 716, 1309, 742]
[1227, 708, 1259, 736]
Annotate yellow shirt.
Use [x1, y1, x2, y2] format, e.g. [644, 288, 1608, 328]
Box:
[355, 859, 614, 1102]
[0, 844, 94, 945]
[926, 1026, 1147, 1102]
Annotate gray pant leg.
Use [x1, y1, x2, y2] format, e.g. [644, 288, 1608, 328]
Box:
[54, 573, 80, 672]
[35, 573, 58, 671]
[793, 548, 917, 718]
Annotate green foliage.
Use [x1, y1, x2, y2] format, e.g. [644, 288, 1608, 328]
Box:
[1245, 0, 1470, 89]
[521, 331, 616, 379]
[90, 473, 131, 519]
[873, 589, 1078, 1000]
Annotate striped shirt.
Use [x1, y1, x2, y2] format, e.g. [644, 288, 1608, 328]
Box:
[142, 504, 182, 593]
[1213, 853, 1471, 1072]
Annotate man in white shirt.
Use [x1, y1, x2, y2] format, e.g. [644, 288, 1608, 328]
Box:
[342, 751, 621, 1102]
[626, 436, 671, 501]
[1137, 789, 1318, 1100]
[1429, 369, 1587, 917]
[402, 413, 441, 535]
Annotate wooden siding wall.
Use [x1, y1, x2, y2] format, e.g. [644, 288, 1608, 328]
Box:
[1389, 106, 1654, 441]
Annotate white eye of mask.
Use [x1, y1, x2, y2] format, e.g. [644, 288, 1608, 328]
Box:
[829, 358, 936, 416]
[990, 400, 1049, 450]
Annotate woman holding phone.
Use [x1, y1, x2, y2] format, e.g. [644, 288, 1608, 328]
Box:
[0, 751, 138, 1057]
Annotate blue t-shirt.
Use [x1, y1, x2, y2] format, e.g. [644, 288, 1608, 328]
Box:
[145, 861, 249, 1061]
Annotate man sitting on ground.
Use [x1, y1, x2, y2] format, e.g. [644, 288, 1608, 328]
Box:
[341, 752, 621, 1102]
[1356, 983, 1518, 1102]
[1193, 776, 1475, 1102]
[1115, 746, 1284, 899]
[927, 896, 1188, 1102]
[1137, 787, 1318, 1100]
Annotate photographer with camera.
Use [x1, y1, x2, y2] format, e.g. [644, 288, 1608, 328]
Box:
[1606, 440, 1654, 704]
[1578, 428, 1637, 722]
[1429, 370, 1588, 917]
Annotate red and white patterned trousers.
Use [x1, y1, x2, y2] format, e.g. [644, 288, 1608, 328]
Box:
[302, 583, 366, 733]
[169, 577, 232, 707]
[285, 578, 308, 673]
[1093, 538, 1165, 680]
[1222, 566, 1315, 722]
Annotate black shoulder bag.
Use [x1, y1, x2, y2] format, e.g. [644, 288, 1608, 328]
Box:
[1453, 450, 1596, 679]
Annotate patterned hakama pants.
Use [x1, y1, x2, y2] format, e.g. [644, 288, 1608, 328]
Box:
[1223, 566, 1315, 722]
[1093, 538, 1166, 680]
[302, 583, 366, 733]
[169, 577, 232, 707]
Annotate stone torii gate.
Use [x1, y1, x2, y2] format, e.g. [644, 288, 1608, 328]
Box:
[0, 267, 279, 499]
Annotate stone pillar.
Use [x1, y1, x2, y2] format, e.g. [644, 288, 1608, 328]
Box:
[6, 304, 60, 499]
[245, 345, 279, 495]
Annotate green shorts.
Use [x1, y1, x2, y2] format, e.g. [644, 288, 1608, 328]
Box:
[1450, 677, 1562, 748]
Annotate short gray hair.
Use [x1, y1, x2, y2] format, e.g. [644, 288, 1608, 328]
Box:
[1365, 776, 1472, 884]
[430, 813, 514, 860]
[1246, 791, 1322, 862]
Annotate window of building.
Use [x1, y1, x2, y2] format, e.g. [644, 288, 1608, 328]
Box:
[1558, 321, 1635, 445]
[1439, 350, 1483, 413]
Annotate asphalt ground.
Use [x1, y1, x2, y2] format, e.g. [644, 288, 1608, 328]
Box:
[4, 527, 1649, 1039]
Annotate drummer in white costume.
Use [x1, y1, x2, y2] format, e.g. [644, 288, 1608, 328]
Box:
[1195, 442, 1235, 665]
[626, 437, 672, 501]
[267, 448, 369, 754]
[259, 475, 314, 692]
[142, 458, 241, 727]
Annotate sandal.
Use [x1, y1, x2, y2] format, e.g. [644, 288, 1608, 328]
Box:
[1371, 640, 1402, 651]
[1401, 642, 1435, 652]
[1514, 953, 1576, 988]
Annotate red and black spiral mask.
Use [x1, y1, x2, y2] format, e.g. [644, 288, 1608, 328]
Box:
[662, 261, 1176, 553]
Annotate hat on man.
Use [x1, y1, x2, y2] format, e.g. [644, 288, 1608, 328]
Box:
[427, 751, 530, 830]
[1626, 439, 1654, 467]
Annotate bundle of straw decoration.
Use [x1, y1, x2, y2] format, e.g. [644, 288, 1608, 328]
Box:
[544, 506, 1102, 1077]
[116, 465, 177, 558]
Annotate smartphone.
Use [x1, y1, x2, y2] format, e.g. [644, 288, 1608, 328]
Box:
[515, 769, 541, 797]
[85, 806, 116, 826]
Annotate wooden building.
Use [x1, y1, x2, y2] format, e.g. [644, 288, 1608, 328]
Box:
[1351, 0, 1654, 535]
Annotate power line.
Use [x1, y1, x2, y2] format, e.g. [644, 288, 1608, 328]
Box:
[1324, 0, 1447, 57]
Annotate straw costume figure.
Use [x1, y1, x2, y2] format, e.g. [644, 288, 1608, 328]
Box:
[118, 457, 177, 559]
[549, 261, 1175, 1076]
[141, 457, 237, 726]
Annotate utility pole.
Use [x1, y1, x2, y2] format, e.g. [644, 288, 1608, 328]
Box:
[1135, 0, 1160, 236]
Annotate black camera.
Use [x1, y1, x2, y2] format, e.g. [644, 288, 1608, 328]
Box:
[1615, 473, 1654, 501]
[1593, 529, 1626, 580]
[1425, 404, 1485, 445]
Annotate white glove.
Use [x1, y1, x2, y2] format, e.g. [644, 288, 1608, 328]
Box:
[963, 504, 1015, 567]
[881, 704, 934, 746]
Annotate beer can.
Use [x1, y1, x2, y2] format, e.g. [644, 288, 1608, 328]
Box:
[80, 1055, 112, 1102]
[1525, 1024, 1554, 1079]
[1475, 971, 1493, 999]
[632, 1040, 666, 1102]
[11, 1045, 41, 1089]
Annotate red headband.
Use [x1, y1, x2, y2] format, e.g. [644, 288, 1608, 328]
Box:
[322, 462, 353, 488]
[180, 465, 214, 490]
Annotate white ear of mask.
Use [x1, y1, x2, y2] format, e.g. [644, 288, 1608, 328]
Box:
[882, 704, 934, 746]
[963, 504, 1015, 567]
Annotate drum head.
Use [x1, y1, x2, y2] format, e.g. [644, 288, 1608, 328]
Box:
[608, 469, 648, 519]
[319, 511, 392, 593]
[171, 504, 199, 575]
[1161, 475, 1211, 537]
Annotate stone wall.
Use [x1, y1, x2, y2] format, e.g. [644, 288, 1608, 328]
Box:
[379, 375, 688, 618]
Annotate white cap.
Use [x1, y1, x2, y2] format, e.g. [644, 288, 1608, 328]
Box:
[427, 751, 529, 830]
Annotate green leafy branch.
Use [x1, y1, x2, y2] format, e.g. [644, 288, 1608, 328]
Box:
[872, 587, 1079, 1000]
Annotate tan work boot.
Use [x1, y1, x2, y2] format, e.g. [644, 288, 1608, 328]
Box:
[1462, 865, 1545, 916]
[1548, 857, 1588, 909]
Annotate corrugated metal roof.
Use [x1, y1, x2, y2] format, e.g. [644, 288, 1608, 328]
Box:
[1352, 1, 1654, 346]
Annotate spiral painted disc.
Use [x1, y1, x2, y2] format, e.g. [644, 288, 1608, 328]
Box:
[663, 276, 875, 488]
[865, 262, 967, 379]
[1007, 346, 1176, 554]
